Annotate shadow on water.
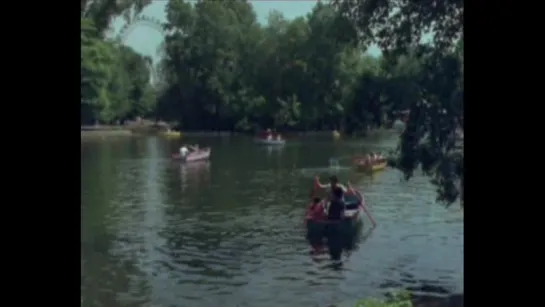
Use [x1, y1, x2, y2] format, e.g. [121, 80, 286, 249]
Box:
[81, 135, 463, 307]
[307, 226, 376, 264]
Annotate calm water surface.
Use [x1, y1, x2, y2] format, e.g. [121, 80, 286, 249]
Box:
[81, 134, 463, 307]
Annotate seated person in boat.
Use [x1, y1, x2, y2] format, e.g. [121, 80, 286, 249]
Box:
[308, 197, 326, 220]
[315, 175, 348, 199]
[189, 144, 200, 152]
[327, 187, 345, 221]
[353, 156, 367, 165]
[179, 145, 189, 157]
[276, 134, 282, 141]
[261, 128, 273, 140]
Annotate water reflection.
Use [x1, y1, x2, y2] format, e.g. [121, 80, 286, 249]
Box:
[263, 144, 284, 157]
[307, 226, 376, 263]
[82, 136, 463, 307]
[178, 161, 211, 191]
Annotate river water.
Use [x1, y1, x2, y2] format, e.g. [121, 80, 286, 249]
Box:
[81, 133, 463, 307]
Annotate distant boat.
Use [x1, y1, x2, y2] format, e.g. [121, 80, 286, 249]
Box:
[254, 138, 286, 145]
[172, 148, 211, 162]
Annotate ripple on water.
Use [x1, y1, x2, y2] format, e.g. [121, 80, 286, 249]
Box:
[81, 137, 463, 307]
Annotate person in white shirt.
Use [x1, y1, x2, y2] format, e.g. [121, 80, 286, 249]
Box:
[179, 145, 189, 157]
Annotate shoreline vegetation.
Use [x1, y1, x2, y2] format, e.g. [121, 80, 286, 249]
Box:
[80, 119, 394, 137]
[80, 121, 397, 138]
[337, 291, 463, 307]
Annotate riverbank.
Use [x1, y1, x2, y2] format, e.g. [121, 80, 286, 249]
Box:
[81, 125, 132, 138]
[81, 125, 397, 138]
[81, 130, 132, 137]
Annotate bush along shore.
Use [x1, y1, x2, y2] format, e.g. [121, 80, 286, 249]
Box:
[335, 291, 463, 307]
[81, 117, 398, 138]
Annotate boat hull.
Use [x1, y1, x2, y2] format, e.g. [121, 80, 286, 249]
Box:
[305, 193, 365, 238]
[161, 131, 182, 138]
[253, 138, 286, 145]
[355, 161, 387, 172]
[306, 207, 364, 237]
[172, 148, 211, 162]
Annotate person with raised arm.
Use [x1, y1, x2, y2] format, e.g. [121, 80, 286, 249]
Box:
[314, 175, 348, 200]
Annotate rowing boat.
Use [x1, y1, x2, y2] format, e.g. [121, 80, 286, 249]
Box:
[172, 148, 211, 162]
[355, 160, 387, 173]
[253, 138, 286, 145]
[305, 193, 364, 237]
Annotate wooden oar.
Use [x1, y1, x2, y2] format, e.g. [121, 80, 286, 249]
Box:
[347, 182, 377, 228]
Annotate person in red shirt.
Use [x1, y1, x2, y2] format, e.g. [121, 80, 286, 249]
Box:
[307, 197, 325, 220]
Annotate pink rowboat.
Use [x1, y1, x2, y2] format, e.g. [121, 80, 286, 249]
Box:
[172, 148, 211, 162]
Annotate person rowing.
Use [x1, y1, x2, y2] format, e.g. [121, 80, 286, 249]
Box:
[314, 175, 348, 201]
[327, 186, 346, 222]
[370, 152, 384, 163]
[179, 145, 189, 157]
[265, 128, 273, 140]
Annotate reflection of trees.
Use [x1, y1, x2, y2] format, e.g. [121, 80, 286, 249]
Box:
[306, 226, 375, 260]
[81, 140, 150, 306]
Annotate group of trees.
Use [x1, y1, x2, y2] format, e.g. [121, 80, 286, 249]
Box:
[332, 0, 463, 206]
[81, 0, 463, 206]
[81, 0, 157, 124]
[156, 0, 461, 134]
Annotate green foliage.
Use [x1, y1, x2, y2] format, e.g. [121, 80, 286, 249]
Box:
[81, 14, 157, 124]
[354, 291, 412, 307]
[333, 0, 464, 206]
[82, 0, 152, 34]
[157, 0, 407, 131]
[82, 0, 464, 206]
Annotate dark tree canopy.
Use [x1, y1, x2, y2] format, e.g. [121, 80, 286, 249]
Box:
[333, 0, 464, 206]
